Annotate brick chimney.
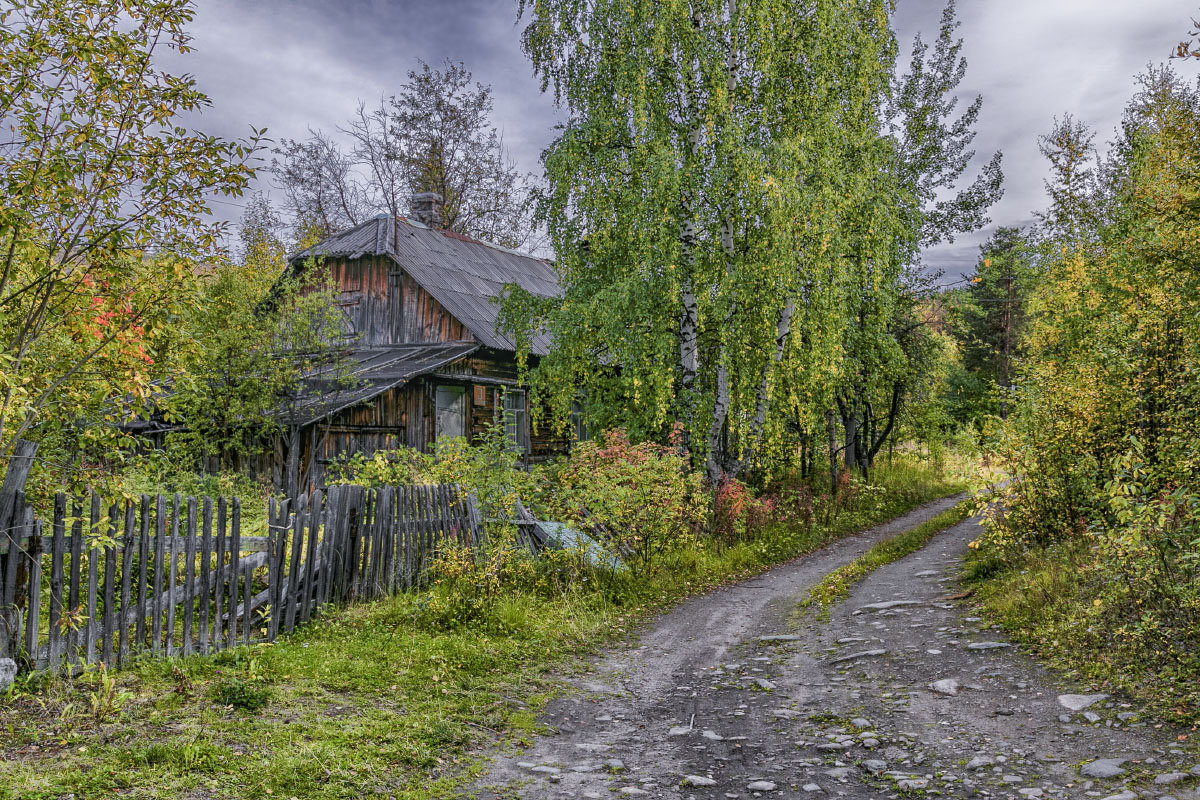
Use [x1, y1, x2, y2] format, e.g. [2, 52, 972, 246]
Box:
[409, 192, 444, 229]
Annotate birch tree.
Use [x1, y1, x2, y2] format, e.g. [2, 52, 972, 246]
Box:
[834, 0, 1003, 473]
[509, 0, 896, 481]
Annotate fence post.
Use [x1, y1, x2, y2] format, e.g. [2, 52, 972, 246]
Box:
[0, 440, 37, 662]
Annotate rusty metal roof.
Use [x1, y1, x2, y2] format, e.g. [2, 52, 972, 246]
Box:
[292, 341, 479, 425]
[291, 215, 558, 355]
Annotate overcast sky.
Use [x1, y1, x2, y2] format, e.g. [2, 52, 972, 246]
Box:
[176, 0, 1200, 279]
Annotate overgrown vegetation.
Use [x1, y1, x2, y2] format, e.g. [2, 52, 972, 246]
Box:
[0, 456, 964, 800]
[955, 64, 1200, 720]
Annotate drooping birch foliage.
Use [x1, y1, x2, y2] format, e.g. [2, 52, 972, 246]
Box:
[505, 0, 999, 480]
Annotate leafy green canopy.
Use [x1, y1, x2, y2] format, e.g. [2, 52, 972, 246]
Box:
[507, 0, 895, 478]
[505, 0, 999, 482]
[0, 0, 261, 486]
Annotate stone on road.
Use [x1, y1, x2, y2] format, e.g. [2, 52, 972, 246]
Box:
[1058, 692, 1108, 711]
[929, 678, 961, 695]
[1080, 758, 1128, 779]
[828, 648, 887, 664]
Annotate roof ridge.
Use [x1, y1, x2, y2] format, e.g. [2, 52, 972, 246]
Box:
[393, 216, 547, 263]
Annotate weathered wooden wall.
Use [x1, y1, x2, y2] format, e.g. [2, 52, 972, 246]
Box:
[322, 256, 474, 346]
[286, 256, 573, 489]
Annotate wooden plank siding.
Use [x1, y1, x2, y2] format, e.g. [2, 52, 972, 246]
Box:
[319, 256, 474, 347]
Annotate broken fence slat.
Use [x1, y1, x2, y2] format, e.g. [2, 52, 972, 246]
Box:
[198, 497, 213, 654]
[118, 502, 136, 666]
[213, 498, 226, 650]
[136, 496, 150, 649]
[227, 498, 241, 649]
[101, 502, 118, 667]
[182, 498, 197, 658]
[66, 503, 83, 665]
[23, 512, 41, 667]
[152, 495, 166, 655]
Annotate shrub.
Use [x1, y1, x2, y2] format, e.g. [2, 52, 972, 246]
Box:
[764, 469, 815, 529]
[531, 430, 708, 576]
[416, 536, 535, 631]
[326, 447, 431, 488]
[210, 677, 271, 712]
[330, 424, 532, 522]
[712, 476, 778, 546]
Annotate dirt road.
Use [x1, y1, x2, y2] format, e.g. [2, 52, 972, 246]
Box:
[472, 498, 1200, 800]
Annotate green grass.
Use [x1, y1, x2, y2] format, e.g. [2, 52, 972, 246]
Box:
[963, 542, 1200, 724]
[801, 499, 974, 613]
[0, 459, 966, 800]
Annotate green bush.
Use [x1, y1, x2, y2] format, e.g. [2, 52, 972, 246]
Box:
[530, 430, 708, 576]
[210, 676, 271, 713]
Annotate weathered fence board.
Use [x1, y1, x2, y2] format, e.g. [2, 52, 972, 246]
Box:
[0, 482, 483, 676]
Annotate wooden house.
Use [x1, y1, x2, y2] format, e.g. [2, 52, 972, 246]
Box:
[283, 193, 567, 491]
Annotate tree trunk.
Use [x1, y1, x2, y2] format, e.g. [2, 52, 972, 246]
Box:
[826, 408, 838, 496]
[747, 297, 795, 450]
[841, 395, 859, 472]
[706, 358, 731, 483]
[865, 381, 904, 467]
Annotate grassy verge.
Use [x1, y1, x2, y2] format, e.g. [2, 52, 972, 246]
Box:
[963, 543, 1200, 724]
[0, 460, 966, 800]
[800, 498, 973, 613]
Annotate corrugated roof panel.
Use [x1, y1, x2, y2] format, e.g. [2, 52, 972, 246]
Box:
[291, 215, 560, 356]
[292, 341, 479, 424]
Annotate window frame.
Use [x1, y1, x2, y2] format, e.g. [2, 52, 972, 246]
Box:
[434, 384, 468, 442]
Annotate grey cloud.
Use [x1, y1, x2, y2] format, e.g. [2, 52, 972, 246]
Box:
[174, 0, 1194, 276]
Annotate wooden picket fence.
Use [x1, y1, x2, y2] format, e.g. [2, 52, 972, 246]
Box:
[0, 483, 484, 673]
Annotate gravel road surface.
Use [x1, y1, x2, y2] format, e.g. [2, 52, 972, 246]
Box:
[471, 499, 1200, 800]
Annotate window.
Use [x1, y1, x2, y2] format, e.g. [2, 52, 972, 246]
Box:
[570, 402, 590, 443]
[434, 385, 467, 441]
[502, 389, 529, 453]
